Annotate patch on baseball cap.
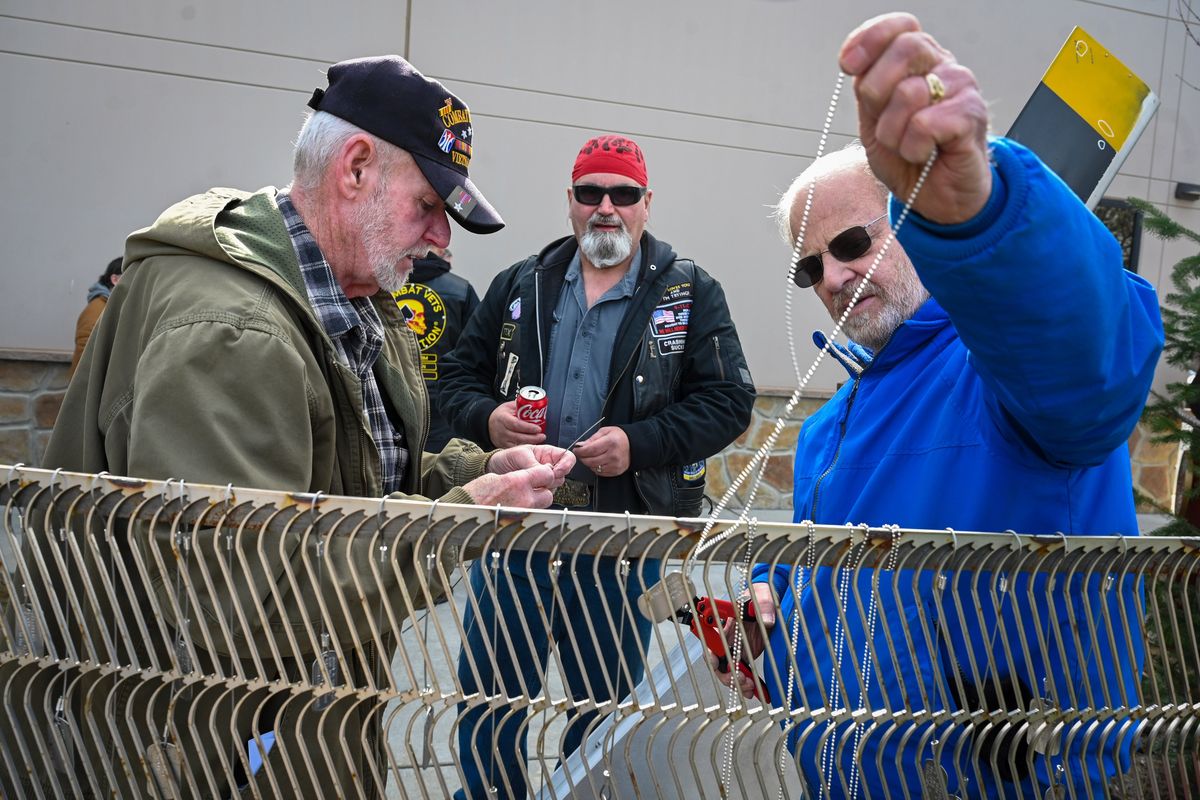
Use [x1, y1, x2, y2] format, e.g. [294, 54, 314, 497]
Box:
[307, 55, 503, 234]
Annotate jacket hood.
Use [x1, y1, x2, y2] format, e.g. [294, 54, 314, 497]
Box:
[125, 187, 307, 301]
[86, 281, 112, 303]
[410, 253, 452, 282]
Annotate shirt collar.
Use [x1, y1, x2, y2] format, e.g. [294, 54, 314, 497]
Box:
[276, 190, 384, 354]
[564, 246, 642, 298]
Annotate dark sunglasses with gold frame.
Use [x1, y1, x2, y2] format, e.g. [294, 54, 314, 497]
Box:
[793, 213, 889, 288]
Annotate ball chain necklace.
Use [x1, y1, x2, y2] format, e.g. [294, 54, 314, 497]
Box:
[688, 69, 940, 800]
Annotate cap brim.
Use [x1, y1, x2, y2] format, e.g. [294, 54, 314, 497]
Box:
[411, 152, 504, 235]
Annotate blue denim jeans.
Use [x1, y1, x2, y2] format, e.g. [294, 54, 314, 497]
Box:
[453, 551, 660, 800]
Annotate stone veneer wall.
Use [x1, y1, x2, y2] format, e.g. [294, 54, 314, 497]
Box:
[704, 392, 824, 512]
[1128, 421, 1184, 515]
[0, 350, 69, 468]
[0, 353, 1182, 517]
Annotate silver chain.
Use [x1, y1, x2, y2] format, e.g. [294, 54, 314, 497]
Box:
[678, 67, 940, 799]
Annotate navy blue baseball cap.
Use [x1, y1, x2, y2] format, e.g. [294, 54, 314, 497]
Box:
[308, 56, 504, 234]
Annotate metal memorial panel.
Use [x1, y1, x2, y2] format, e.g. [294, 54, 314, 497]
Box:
[1, 466, 1197, 798]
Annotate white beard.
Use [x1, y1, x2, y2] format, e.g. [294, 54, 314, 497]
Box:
[580, 213, 633, 268]
[833, 258, 929, 352]
[354, 189, 427, 293]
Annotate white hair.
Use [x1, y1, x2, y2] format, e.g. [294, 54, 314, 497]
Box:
[771, 142, 889, 244]
[291, 110, 405, 191]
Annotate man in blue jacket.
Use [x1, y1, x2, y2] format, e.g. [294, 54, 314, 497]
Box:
[720, 13, 1164, 800]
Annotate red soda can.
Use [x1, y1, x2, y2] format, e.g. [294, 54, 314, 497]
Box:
[516, 385, 548, 432]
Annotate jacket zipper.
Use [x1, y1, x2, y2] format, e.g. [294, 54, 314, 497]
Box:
[712, 336, 726, 381]
[810, 378, 860, 520]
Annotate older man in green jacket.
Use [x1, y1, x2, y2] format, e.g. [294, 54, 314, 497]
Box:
[34, 56, 573, 799]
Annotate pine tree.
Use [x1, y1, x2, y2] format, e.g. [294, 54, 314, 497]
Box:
[1127, 197, 1200, 534]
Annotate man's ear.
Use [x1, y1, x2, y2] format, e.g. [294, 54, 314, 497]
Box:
[335, 134, 376, 199]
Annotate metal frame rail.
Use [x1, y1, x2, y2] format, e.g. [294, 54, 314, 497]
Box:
[0, 466, 1196, 799]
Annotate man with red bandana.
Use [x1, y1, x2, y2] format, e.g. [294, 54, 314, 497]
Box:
[442, 134, 756, 799]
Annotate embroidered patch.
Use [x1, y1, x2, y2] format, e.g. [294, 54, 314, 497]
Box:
[444, 186, 477, 218]
[662, 281, 693, 302]
[651, 299, 691, 355]
[392, 283, 448, 351]
[420, 352, 438, 381]
[436, 97, 473, 167]
[500, 352, 519, 396]
[500, 322, 516, 341]
[651, 300, 691, 338]
[508, 297, 521, 320]
[682, 460, 706, 481]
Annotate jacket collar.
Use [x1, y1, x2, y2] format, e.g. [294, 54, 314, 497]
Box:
[819, 296, 951, 379]
[409, 254, 451, 282]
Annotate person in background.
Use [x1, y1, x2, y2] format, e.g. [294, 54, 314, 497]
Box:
[393, 245, 480, 451]
[441, 133, 756, 799]
[69, 256, 122, 377]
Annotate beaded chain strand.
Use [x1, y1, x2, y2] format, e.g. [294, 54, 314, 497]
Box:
[699, 69, 940, 800]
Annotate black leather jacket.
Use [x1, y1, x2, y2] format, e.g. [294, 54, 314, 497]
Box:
[442, 232, 756, 516]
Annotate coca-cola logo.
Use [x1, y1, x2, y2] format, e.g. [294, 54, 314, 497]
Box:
[517, 403, 546, 423]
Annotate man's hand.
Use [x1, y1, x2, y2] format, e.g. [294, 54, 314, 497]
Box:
[839, 12, 992, 224]
[463, 444, 574, 508]
[464, 445, 574, 509]
[710, 582, 778, 700]
[488, 444, 575, 481]
[488, 400, 547, 448]
[571, 426, 631, 477]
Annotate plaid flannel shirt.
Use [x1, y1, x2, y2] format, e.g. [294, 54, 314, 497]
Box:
[277, 192, 408, 493]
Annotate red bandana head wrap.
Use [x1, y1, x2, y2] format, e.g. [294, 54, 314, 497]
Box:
[571, 135, 648, 186]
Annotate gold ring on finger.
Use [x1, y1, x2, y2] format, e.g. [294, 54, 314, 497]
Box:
[925, 72, 946, 105]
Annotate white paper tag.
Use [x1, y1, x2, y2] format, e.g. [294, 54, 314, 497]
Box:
[499, 352, 519, 396]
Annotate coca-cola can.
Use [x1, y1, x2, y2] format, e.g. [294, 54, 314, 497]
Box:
[516, 385, 548, 432]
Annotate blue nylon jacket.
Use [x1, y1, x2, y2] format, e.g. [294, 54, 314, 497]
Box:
[753, 139, 1164, 798]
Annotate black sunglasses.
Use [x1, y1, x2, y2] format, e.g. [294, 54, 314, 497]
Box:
[571, 184, 647, 207]
[793, 213, 889, 288]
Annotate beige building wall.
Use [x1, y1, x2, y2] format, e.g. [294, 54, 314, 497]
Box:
[0, 29, 1189, 794]
[1, 0, 1197, 391]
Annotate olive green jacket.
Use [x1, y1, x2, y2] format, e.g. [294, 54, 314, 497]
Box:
[32, 187, 487, 798]
[46, 186, 488, 499]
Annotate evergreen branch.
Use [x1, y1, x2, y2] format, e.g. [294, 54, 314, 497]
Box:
[1149, 390, 1200, 429]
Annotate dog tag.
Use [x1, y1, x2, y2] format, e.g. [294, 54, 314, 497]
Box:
[174, 628, 193, 673]
[310, 632, 340, 711]
[420, 706, 435, 767]
[921, 759, 951, 800]
[49, 695, 75, 774]
[146, 739, 182, 799]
